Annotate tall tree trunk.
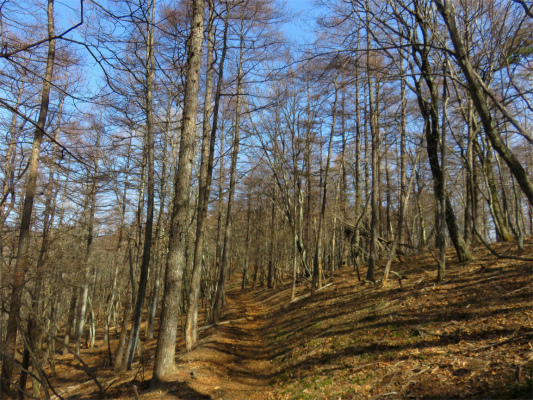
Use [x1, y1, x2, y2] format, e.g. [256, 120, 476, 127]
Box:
[23, 96, 64, 396]
[437, 65, 449, 282]
[75, 127, 101, 355]
[185, 0, 223, 351]
[212, 17, 243, 322]
[215, 132, 225, 270]
[464, 108, 474, 245]
[126, 0, 157, 369]
[146, 106, 171, 341]
[0, 1, 56, 395]
[267, 185, 277, 289]
[290, 108, 307, 300]
[339, 90, 348, 268]
[397, 37, 408, 256]
[304, 86, 314, 272]
[366, 51, 380, 282]
[312, 81, 338, 294]
[242, 186, 252, 290]
[411, 16, 473, 262]
[351, 64, 363, 273]
[152, 0, 205, 382]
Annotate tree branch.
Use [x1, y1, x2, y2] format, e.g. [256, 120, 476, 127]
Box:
[1, 1, 84, 59]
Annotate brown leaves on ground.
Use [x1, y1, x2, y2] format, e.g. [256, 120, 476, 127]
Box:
[261, 239, 533, 400]
[47, 239, 532, 399]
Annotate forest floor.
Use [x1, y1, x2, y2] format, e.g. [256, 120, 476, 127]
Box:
[47, 239, 533, 400]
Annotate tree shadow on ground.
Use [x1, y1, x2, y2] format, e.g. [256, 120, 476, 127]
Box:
[251, 243, 533, 400]
[104, 378, 211, 399]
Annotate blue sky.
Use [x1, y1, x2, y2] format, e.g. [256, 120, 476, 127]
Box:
[283, 0, 321, 43]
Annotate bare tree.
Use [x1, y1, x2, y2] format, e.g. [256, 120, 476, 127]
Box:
[152, 0, 206, 382]
[126, 0, 157, 370]
[434, 0, 533, 206]
[186, 0, 225, 348]
[1, 0, 57, 395]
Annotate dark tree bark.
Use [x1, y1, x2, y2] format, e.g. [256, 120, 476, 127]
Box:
[213, 9, 243, 322]
[411, 6, 473, 263]
[126, 0, 157, 370]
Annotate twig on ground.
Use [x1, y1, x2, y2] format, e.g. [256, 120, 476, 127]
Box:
[413, 327, 459, 341]
[43, 371, 65, 400]
[289, 292, 311, 304]
[504, 284, 532, 297]
[49, 335, 104, 395]
[375, 392, 398, 399]
[317, 282, 334, 291]
[413, 366, 431, 376]
[474, 226, 533, 262]
[101, 378, 119, 397]
[392, 360, 405, 368]
[473, 331, 532, 352]
[351, 362, 381, 372]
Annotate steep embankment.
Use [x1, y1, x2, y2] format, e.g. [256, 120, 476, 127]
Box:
[260, 241, 533, 400]
[50, 239, 532, 399]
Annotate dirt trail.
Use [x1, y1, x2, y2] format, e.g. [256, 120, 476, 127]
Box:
[46, 239, 533, 399]
[161, 286, 275, 400]
[47, 283, 276, 400]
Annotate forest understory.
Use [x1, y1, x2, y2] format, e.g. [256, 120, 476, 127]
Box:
[35, 238, 533, 400]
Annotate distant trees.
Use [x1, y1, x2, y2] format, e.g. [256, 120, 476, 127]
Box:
[312, 0, 531, 280]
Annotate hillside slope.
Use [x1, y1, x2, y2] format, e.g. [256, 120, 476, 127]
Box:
[259, 241, 532, 400]
[49, 239, 532, 399]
